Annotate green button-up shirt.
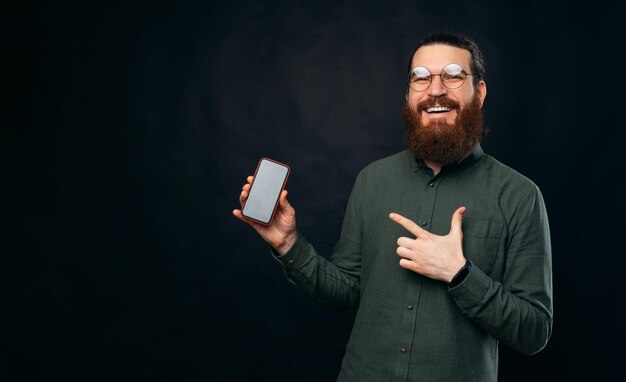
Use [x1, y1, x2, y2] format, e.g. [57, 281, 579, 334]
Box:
[276, 145, 553, 382]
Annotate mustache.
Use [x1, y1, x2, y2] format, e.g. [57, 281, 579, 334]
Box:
[416, 97, 460, 111]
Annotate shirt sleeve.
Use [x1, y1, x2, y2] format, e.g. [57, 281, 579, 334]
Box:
[271, 173, 364, 312]
[447, 186, 553, 355]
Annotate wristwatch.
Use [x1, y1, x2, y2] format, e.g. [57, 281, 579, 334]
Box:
[448, 260, 472, 288]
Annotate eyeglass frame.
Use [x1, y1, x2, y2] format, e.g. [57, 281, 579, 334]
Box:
[407, 63, 476, 91]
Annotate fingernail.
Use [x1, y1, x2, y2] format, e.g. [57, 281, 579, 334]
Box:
[389, 213, 396, 218]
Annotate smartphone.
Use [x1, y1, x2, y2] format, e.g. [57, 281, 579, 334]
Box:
[241, 157, 291, 225]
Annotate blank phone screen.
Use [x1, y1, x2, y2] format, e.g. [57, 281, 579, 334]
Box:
[242, 159, 289, 224]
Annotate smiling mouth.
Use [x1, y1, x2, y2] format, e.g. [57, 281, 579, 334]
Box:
[425, 106, 452, 113]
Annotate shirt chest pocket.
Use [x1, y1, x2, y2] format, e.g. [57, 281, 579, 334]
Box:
[462, 218, 503, 275]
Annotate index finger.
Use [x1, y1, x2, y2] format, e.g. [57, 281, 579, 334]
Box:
[389, 212, 427, 237]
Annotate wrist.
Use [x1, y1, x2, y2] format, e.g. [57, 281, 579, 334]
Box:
[275, 232, 297, 255]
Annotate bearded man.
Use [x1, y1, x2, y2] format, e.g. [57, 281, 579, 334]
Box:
[233, 32, 553, 382]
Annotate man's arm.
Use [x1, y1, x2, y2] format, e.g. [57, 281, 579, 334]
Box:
[234, 174, 363, 312]
[447, 187, 553, 355]
[272, 227, 361, 311]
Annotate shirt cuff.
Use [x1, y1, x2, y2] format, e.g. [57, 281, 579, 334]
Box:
[270, 232, 310, 272]
[447, 260, 492, 311]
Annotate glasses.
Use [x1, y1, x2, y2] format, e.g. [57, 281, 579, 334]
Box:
[407, 63, 475, 91]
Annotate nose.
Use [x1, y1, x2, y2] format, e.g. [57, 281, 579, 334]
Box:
[427, 75, 447, 97]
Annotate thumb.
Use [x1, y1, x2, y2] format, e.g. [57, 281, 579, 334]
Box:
[449, 206, 466, 237]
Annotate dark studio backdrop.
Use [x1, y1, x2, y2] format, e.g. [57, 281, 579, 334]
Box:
[4, 0, 625, 381]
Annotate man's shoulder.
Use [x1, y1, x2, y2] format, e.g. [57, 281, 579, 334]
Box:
[359, 150, 411, 175]
[479, 154, 541, 195]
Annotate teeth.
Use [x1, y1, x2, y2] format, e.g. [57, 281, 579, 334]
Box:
[426, 107, 450, 113]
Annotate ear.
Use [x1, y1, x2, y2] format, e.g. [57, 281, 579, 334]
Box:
[476, 80, 487, 107]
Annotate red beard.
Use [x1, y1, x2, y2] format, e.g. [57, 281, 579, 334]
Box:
[403, 95, 486, 166]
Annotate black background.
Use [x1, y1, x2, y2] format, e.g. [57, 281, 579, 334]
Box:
[4, 0, 625, 381]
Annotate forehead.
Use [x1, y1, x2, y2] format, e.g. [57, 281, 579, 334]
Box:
[410, 44, 472, 72]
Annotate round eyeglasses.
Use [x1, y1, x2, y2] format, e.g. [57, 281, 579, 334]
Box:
[407, 63, 475, 91]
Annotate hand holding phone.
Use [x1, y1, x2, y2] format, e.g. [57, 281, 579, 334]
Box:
[241, 158, 290, 224]
[233, 158, 298, 254]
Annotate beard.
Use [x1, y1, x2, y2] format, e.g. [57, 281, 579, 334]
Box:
[403, 95, 486, 166]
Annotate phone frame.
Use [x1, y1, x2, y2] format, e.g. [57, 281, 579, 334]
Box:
[241, 157, 291, 225]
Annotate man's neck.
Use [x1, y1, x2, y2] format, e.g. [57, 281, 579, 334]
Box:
[423, 159, 442, 176]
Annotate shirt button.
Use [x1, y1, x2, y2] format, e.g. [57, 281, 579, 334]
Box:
[420, 221, 427, 227]
[428, 182, 434, 187]
[407, 304, 413, 310]
[400, 347, 407, 353]
[287, 259, 295, 265]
